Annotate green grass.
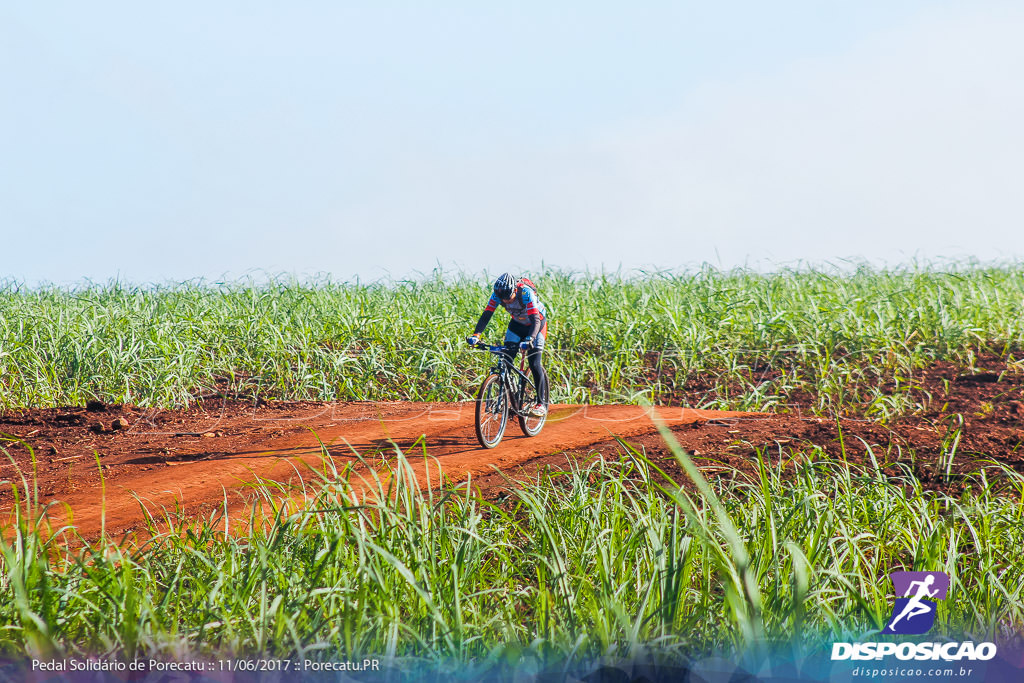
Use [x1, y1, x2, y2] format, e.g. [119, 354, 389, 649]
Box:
[2, 438, 1022, 667]
[3, 263, 1024, 415]
[4, 264, 1023, 673]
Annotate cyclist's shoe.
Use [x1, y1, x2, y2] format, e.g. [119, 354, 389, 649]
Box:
[530, 402, 547, 417]
[467, 334, 481, 347]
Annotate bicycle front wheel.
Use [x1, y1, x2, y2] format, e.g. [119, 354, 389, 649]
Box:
[475, 374, 508, 448]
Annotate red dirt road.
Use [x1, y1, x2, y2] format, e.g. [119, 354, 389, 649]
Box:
[0, 402, 750, 538]
[6, 356, 1024, 539]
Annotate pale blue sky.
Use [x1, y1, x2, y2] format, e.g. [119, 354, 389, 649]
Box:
[3, 2, 1022, 285]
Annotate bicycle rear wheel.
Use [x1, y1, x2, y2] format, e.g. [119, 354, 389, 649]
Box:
[517, 374, 547, 437]
[475, 374, 508, 448]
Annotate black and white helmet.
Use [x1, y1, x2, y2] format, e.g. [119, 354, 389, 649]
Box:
[493, 272, 516, 300]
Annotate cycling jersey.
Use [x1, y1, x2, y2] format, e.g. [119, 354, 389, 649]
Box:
[482, 285, 546, 326]
[472, 281, 550, 407]
[473, 284, 547, 340]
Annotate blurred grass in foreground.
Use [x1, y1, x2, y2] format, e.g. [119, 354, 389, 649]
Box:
[1, 437, 1021, 666]
[2, 263, 1024, 416]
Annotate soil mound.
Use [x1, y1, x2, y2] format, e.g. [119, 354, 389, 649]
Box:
[2, 356, 1022, 538]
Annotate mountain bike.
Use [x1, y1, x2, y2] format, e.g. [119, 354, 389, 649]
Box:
[471, 343, 548, 448]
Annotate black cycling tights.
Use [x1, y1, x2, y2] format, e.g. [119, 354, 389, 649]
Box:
[503, 343, 549, 404]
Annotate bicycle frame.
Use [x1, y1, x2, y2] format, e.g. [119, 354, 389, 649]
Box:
[472, 342, 546, 448]
[476, 344, 533, 416]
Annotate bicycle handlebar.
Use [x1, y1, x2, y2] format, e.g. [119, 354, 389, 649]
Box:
[470, 342, 530, 374]
[470, 343, 506, 353]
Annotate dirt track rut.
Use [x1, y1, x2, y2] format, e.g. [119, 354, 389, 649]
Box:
[1, 402, 751, 538]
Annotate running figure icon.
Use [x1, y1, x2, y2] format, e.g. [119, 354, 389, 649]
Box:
[882, 571, 949, 635]
[886, 575, 938, 631]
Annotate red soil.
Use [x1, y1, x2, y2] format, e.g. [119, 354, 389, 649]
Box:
[0, 401, 751, 538]
[2, 356, 1024, 539]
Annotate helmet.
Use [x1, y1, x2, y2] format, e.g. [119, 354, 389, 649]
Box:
[493, 272, 516, 300]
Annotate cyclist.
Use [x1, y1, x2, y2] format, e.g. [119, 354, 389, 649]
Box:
[467, 273, 549, 416]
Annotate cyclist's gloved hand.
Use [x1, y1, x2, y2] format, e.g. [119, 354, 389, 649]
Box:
[467, 334, 481, 347]
[519, 336, 534, 350]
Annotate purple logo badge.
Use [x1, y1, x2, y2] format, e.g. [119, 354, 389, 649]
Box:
[882, 571, 950, 635]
